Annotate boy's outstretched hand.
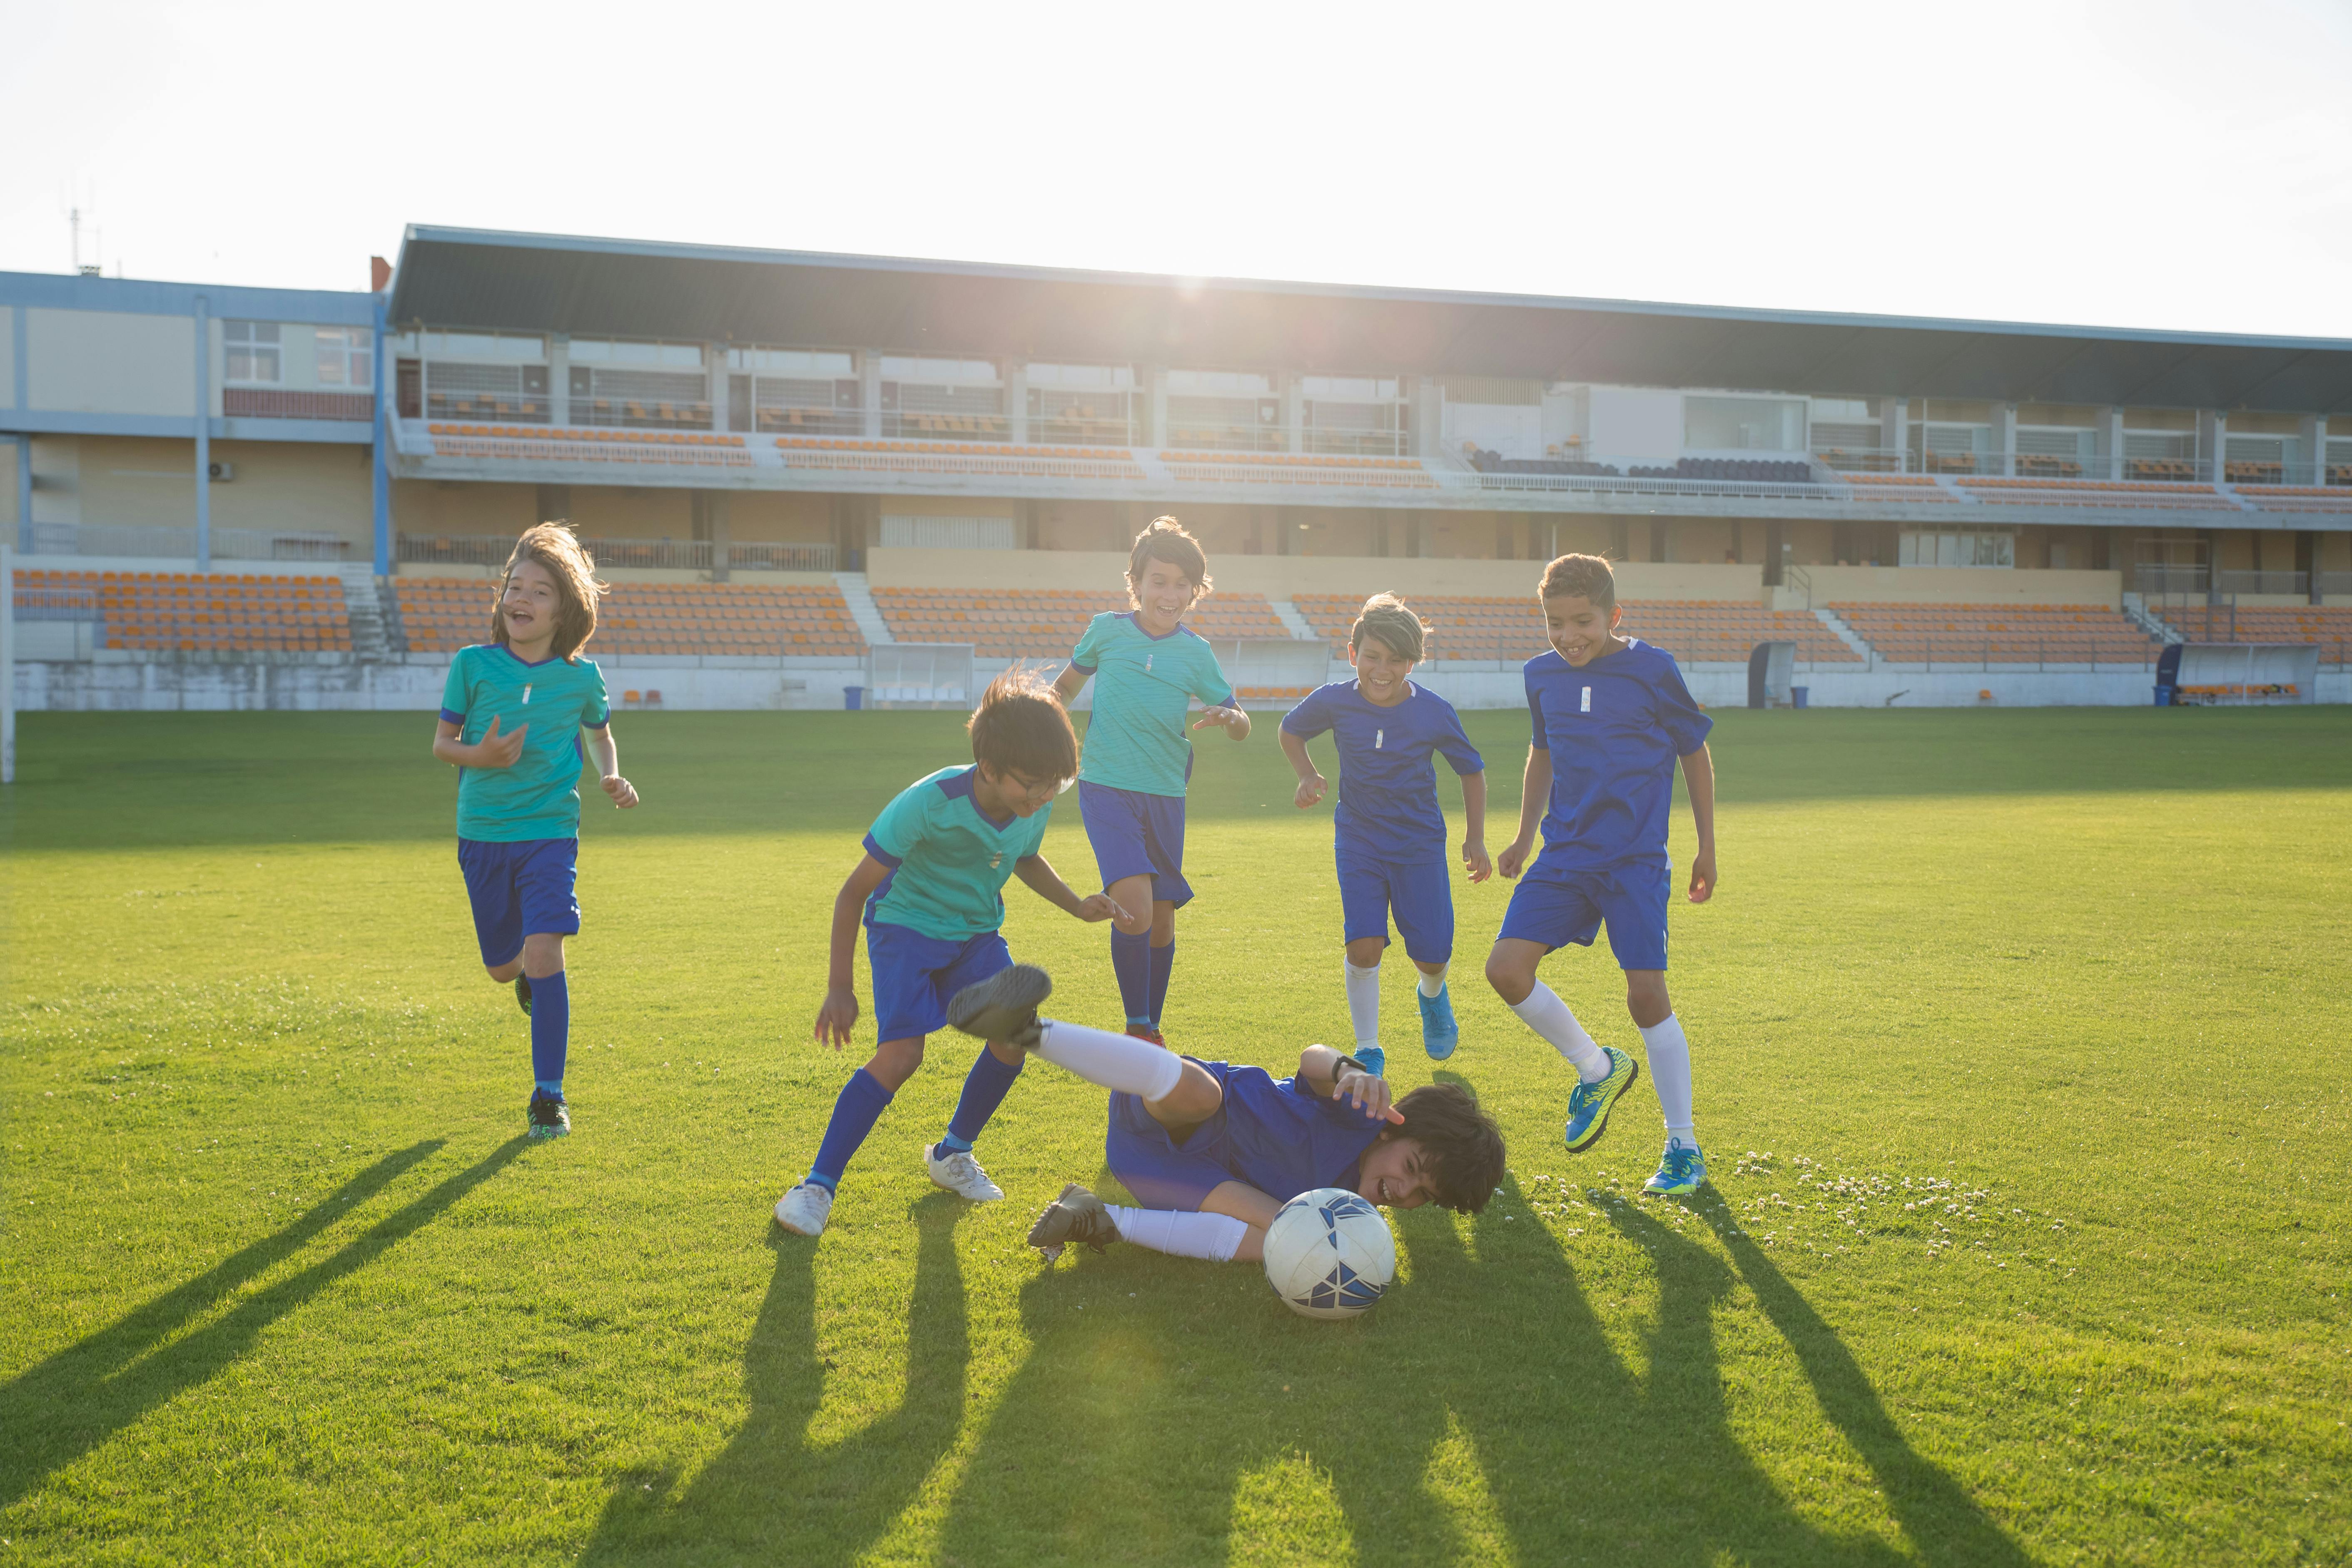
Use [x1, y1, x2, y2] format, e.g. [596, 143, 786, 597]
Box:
[475, 715, 528, 769]
[814, 985, 860, 1049]
[1688, 848, 1717, 903]
[1293, 771, 1328, 809]
[1190, 704, 1247, 734]
[601, 773, 639, 809]
[1335, 1064, 1401, 1124]
[1461, 838, 1492, 882]
[1497, 836, 1533, 879]
[1074, 892, 1119, 922]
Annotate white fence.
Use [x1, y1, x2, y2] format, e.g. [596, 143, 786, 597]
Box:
[866, 642, 975, 708]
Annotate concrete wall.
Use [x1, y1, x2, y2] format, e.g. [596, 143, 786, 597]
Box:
[65, 435, 372, 540]
[393, 478, 539, 540]
[862, 546, 1769, 601]
[15, 654, 863, 712]
[27, 309, 197, 417]
[1789, 566, 2123, 608]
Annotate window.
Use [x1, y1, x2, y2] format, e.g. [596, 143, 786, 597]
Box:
[571, 338, 704, 369]
[1026, 363, 1134, 445]
[879, 357, 1003, 440]
[224, 322, 281, 383]
[728, 347, 854, 377]
[315, 327, 374, 387]
[1899, 530, 2014, 568]
[1166, 369, 1281, 451]
[420, 331, 544, 362]
[1302, 376, 1408, 456]
[1684, 396, 1804, 452]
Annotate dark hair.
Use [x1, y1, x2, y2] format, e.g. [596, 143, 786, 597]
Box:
[1126, 516, 1211, 606]
[494, 521, 606, 661]
[1539, 552, 1616, 611]
[1351, 592, 1427, 662]
[968, 667, 1079, 783]
[1388, 1083, 1507, 1214]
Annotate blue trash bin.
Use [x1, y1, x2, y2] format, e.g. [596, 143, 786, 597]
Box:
[2154, 684, 2173, 707]
[844, 685, 865, 711]
[1791, 686, 1809, 709]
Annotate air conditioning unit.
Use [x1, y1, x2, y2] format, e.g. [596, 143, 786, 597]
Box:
[207, 461, 235, 481]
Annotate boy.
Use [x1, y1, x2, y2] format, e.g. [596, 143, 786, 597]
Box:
[1486, 553, 1718, 1196]
[775, 671, 1116, 1239]
[432, 522, 639, 1140]
[939, 965, 1505, 1265]
[1051, 517, 1249, 1047]
[1281, 593, 1490, 1072]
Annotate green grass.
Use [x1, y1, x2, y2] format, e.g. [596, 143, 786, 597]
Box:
[3, 706, 2349, 1566]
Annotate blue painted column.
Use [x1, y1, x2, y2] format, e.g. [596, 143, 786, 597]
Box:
[14, 434, 29, 555]
[372, 293, 391, 576]
[193, 294, 211, 573]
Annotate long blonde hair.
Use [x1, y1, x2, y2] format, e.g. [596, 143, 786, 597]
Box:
[493, 522, 607, 661]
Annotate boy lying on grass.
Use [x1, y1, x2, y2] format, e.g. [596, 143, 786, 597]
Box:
[943, 965, 1506, 1264]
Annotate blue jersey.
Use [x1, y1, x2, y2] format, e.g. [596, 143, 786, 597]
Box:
[1069, 612, 1236, 798]
[1191, 1062, 1387, 1201]
[1525, 639, 1712, 872]
[862, 766, 1054, 940]
[1281, 679, 1483, 865]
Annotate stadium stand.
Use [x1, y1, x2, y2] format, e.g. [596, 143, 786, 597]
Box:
[2237, 487, 2352, 515]
[2146, 603, 2352, 657]
[1160, 451, 1437, 488]
[1628, 458, 1814, 484]
[1831, 603, 2158, 664]
[1955, 479, 2230, 510]
[14, 569, 354, 653]
[428, 424, 754, 467]
[1839, 474, 1957, 501]
[775, 437, 1146, 480]
[871, 588, 1290, 660]
[1290, 594, 1859, 665]
[393, 579, 866, 656]
[1464, 446, 1619, 477]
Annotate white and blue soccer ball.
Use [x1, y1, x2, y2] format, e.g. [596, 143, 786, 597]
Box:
[1263, 1187, 1397, 1320]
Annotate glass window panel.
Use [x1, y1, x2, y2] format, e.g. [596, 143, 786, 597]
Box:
[1026, 362, 1133, 390]
[1166, 369, 1272, 396]
[879, 356, 997, 383]
[1684, 396, 1804, 451]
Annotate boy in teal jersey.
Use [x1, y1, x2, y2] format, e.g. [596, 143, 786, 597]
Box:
[1051, 518, 1249, 1047]
[775, 671, 1116, 1240]
[431, 523, 639, 1140]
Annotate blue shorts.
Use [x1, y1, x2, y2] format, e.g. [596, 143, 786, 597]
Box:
[1497, 860, 1672, 971]
[1104, 1062, 1238, 1211]
[457, 838, 581, 968]
[866, 920, 1013, 1043]
[1336, 851, 1455, 964]
[1079, 781, 1193, 908]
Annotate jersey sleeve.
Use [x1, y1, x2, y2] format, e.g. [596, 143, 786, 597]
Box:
[438, 651, 472, 726]
[1067, 613, 1106, 675]
[1527, 674, 1550, 750]
[1652, 658, 1714, 755]
[861, 780, 932, 869]
[1432, 700, 1485, 775]
[579, 660, 610, 728]
[1188, 638, 1236, 707]
[1278, 684, 1333, 739]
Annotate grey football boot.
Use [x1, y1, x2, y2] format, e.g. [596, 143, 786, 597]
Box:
[946, 964, 1051, 1050]
[1026, 1182, 1119, 1264]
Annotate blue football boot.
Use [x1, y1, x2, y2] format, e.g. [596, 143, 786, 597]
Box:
[1562, 1047, 1639, 1153]
[1352, 1045, 1386, 1079]
[1417, 985, 1460, 1060]
[1643, 1139, 1707, 1196]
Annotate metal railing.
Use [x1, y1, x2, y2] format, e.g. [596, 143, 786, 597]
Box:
[28, 523, 352, 561]
[2215, 570, 2309, 596]
[394, 533, 829, 572]
[12, 586, 101, 620]
[1849, 637, 2159, 672]
[720, 541, 836, 572]
[2133, 565, 2209, 596]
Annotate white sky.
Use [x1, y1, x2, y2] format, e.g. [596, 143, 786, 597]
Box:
[6, 0, 2351, 339]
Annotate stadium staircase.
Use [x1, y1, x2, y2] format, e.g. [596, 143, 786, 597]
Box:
[834, 572, 894, 646]
[2119, 592, 2183, 643]
[1268, 597, 1317, 640]
[1810, 605, 1877, 661]
[337, 567, 396, 661]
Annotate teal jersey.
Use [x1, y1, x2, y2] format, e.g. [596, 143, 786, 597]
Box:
[1068, 612, 1236, 798]
[862, 765, 1054, 940]
[439, 644, 610, 842]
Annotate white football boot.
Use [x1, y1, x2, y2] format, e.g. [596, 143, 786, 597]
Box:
[774, 1181, 835, 1237]
[926, 1144, 1005, 1202]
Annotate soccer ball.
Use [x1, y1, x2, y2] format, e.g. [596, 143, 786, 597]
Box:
[1262, 1187, 1397, 1319]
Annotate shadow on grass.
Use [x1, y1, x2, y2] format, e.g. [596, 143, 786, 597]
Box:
[0, 1137, 526, 1513]
[910, 1167, 2028, 1566]
[574, 1191, 969, 1568]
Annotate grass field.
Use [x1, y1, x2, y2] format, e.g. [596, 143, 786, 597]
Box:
[4, 705, 2349, 1566]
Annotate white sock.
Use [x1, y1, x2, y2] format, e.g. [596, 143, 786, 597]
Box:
[1417, 963, 1449, 998]
[1036, 1019, 1186, 1101]
[1510, 982, 1609, 1082]
[1344, 959, 1382, 1052]
[1640, 1014, 1695, 1143]
[1107, 1205, 1249, 1262]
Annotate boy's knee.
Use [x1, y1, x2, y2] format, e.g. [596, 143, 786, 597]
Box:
[486, 958, 523, 983]
[1484, 950, 1533, 1005]
[867, 1038, 925, 1089]
[1344, 937, 1387, 968]
[1624, 972, 1670, 1020]
[520, 933, 565, 978]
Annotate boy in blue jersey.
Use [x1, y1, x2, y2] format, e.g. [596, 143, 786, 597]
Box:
[774, 671, 1117, 1239]
[1281, 594, 1489, 1071]
[431, 523, 639, 1140]
[936, 964, 1505, 1265]
[1051, 518, 1249, 1048]
[1487, 553, 1719, 1196]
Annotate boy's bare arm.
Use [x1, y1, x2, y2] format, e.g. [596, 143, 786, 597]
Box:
[1051, 663, 1089, 706]
[432, 714, 525, 769]
[1296, 1045, 1396, 1123]
[815, 855, 892, 1047]
[1281, 729, 1327, 808]
[1497, 747, 1552, 877]
[1460, 770, 1491, 881]
[1682, 742, 1717, 902]
[1200, 1180, 1283, 1231]
[1013, 854, 1116, 922]
[583, 725, 638, 808]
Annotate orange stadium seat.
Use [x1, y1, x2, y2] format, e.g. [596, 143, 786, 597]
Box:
[2147, 603, 2352, 657]
[22, 569, 354, 654]
[391, 579, 867, 658]
[1830, 603, 2158, 666]
[1290, 594, 1861, 665]
[870, 587, 1290, 661]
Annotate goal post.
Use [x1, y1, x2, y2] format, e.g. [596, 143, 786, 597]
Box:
[2, 543, 15, 785]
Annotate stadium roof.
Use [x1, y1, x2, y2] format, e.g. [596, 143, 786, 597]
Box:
[388, 225, 2352, 414]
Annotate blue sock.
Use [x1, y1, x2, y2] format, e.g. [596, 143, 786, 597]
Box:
[1111, 929, 1152, 1025]
[528, 970, 569, 1094]
[1148, 940, 1176, 1028]
[942, 1045, 1023, 1154]
[807, 1068, 894, 1190]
